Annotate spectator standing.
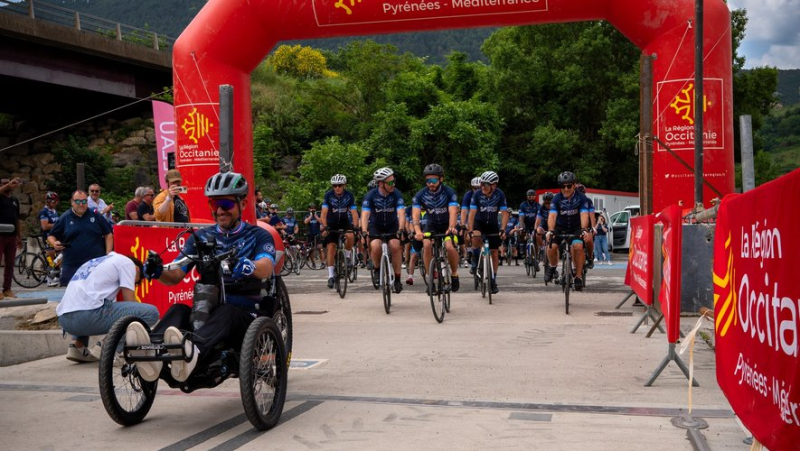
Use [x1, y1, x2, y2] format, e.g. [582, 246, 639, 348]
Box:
[38, 191, 61, 287]
[255, 189, 269, 219]
[283, 208, 299, 238]
[56, 252, 159, 362]
[87, 184, 114, 224]
[47, 190, 114, 286]
[125, 187, 145, 220]
[0, 178, 22, 300]
[137, 187, 156, 221]
[154, 169, 191, 223]
[595, 215, 611, 264]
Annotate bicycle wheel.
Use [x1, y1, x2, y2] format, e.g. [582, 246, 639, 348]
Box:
[279, 253, 292, 276]
[273, 277, 293, 364]
[381, 255, 391, 314]
[428, 257, 444, 323]
[563, 250, 572, 315]
[370, 262, 380, 290]
[13, 252, 47, 288]
[486, 251, 494, 305]
[481, 252, 489, 300]
[99, 316, 158, 426]
[524, 243, 532, 277]
[531, 242, 539, 278]
[475, 253, 484, 293]
[443, 265, 451, 314]
[239, 317, 288, 431]
[336, 249, 347, 298]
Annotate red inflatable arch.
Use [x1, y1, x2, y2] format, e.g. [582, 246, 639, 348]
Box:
[173, 0, 733, 222]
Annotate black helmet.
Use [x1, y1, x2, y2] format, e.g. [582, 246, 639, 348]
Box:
[575, 183, 586, 194]
[204, 172, 249, 198]
[543, 192, 554, 202]
[526, 189, 536, 197]
[308, 202, 317, 208]
[423, 163, 444, 177]
[557, 171, 577, 186]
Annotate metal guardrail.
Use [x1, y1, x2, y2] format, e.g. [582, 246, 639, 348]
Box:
[0, 0, 176, 51]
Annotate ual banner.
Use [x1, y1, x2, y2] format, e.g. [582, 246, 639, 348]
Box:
[656, 205, 682, 344]
[152, 101, 176, 190]
[713, 169, 800, 450]
[627, 215, 655, 305]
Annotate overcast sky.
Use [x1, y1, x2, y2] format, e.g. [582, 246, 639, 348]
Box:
[729, 0, 800, 69]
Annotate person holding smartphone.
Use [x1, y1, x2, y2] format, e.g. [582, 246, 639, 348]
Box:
[154, 169, 191, 223]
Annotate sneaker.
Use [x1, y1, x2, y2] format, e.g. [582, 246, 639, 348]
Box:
[327, 277, 335, 289]
[406, 276, 414, 285]
[491, 279, 499, 294]
[451, 275, 460, 292]
[607, 261, 613, 266]
[544, 266, 555, 283]
[574, 277, 584, 291]
[46, 277, 60, 287]
[401, 263, 407, 269]
[89, 339, 104, 360]
[125, 322, 161, 382]
[2, 290, 16, 298]
[587, 260, 594, 269]
[164, 326, 198, 382]
[594, 258, 598, 262]
[393, 279, 403, 294]
[534, 261, 541, 271]
[515, 260, 520, 266]
[66, 343, 98, 363]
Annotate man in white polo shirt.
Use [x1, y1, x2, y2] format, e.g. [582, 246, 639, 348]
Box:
[56, 252, 159, 363]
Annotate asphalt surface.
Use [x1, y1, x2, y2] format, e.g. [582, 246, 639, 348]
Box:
[0, 260, 748, 450]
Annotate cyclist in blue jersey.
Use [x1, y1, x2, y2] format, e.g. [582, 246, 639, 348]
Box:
[361, 167, 406, 293]
[136, 171, 277, 382]
[412, 164, 461, 292]
[282, 208, 299, 238]
[38, 191, 61, 286]
[467, 171, 508, 294]
[460, 177, 481, 264]
[575, 184, 596, 269]
[321, 174, 359, 289]
[516, 189, 541, 269]
[304, 202, 323, 267]
[534, 192, 554, 253]
[502, 211, 520, 266]
[545, 172, 591, 290]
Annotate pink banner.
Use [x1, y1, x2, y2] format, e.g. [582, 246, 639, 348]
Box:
[152, 100, 176, 190]
[656, 205, 682, 344]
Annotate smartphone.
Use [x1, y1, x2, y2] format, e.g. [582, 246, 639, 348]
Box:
[177, 186, 188, 193]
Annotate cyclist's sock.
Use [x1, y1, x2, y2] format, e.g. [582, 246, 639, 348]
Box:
[394, 272, 401, 280]
[344, 250, 352, 260]
[328, 266, 335, 278]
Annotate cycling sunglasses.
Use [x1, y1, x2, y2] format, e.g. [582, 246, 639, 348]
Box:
[425, 178, 440, 185]
[208, 198, 238, 211]
[561, 184, 574, 189]
[72, 199, 88, 205]
[332, 184, 345, 188]
[383, 180, 396, 186]
[481, 182, 494, 187]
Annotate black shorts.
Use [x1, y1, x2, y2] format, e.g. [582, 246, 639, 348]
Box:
[368, 223, 399, 243]
[422, 222, 459, 245]
[324, 221, 353, 246]
[473, 221, 501, 249]
[411, 239, 423, 253]
[552, 226, 584, 247]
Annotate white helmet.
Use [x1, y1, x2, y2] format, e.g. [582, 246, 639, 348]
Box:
[330, 174, 347, 185]
[373, 167, 394, 182]
[480, 171, 499, 185]
[470, 177, 481, 188]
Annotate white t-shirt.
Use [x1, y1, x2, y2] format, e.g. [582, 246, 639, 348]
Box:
[56, 252, 137, 316]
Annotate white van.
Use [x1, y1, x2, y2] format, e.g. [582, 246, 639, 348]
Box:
[609, 205, 640, 252]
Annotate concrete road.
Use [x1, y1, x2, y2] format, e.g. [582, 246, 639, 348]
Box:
[0, 262, 747, 450]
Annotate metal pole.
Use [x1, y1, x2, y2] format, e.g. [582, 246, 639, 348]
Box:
[740, 115, 755, 192]
[76, 163, 85, 191]
[694, 0, 704, 208]
[640, 55, 655, 215]
[28, 0, 34, 19]
[218, 85, 234, 173]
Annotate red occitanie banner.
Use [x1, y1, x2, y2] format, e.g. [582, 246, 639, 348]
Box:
[656, 205, 682, 344]
[626, 215, 654, 305]
[713, 168, 800, 450]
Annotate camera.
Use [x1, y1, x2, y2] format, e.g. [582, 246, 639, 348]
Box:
[177, 186, 188, 193]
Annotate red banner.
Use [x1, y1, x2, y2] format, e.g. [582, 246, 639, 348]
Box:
[626, 215, 655, 305]
[114, 222, 285, 316]
[656, 205, 682, 344]
[713, 169, 800, 450]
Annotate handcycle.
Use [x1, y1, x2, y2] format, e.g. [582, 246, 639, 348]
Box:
[367, 233, 400, 314]
[98, 228, 292, 431]
[472, 233, 500, 305]
[12, 235, 63, 288]
[425, 232, 453, 323]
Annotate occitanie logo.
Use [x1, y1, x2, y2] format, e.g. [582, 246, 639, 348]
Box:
[670, 83, 710, 125]
[713, 232, 737, 337]
[181, 107, 214, 144]
[334, 0, 362, 15]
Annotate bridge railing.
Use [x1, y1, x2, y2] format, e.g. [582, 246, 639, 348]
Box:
[0, 0, 176, 51]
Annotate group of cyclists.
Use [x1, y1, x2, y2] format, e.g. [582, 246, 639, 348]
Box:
[265, 165, 598, 297]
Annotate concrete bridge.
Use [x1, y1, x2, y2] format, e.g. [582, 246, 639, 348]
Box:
[0, 0, 174, 120]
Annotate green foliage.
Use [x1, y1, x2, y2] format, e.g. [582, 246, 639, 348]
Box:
[776, 69, 800, 105]
[734, 151, 783, 190]
[733, 67, 779, 155]
[48, 136, 112, 203]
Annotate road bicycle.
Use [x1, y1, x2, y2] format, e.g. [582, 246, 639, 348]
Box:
[299, 235, 324, 270]
[553, 233, 583, 315]
[426, 233, 453, 323]
[348, 231, 360, 283]
[523, 230, 541, 278]
[368, 233, 398, 314]
[330, 229, 354, 299]
[279, 237, 301, 276]
[13, 235, 63, 288]
[473, 233, 500, 305]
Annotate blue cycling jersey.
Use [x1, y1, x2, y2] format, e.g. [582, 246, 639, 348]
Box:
[362, 187, 405, 228]
[177, 221, 276, 309]
[461, 190, 476, 211]
[283, 216, 297, 235]
[549, 192, 590, 230]
[412, 184, 458, 225]
[306, 211, 321, 235]
[470, 188, 508, 223]
[518, 200, 540, 228]
[38, 206, 59, 242]
[505, 216, 519, 233]
[322, 189, 357, 224]
[537, 207, 550, 231]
